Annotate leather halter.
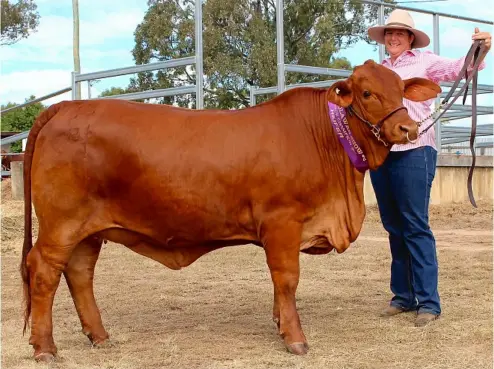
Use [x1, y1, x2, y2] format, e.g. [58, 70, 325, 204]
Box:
[346, 104, 408, 147]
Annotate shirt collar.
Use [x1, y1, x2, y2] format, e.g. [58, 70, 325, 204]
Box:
[382, 49, 420, 66]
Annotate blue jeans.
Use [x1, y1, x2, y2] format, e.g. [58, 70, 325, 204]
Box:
[370, 146, 441, 315]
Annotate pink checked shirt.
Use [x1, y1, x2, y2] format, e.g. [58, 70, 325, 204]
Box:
[382, 49, 486, 152]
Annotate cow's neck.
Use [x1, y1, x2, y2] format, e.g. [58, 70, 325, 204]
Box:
[292, 91, 396, 252]
[344, 114, 391, 170]
[305, 95, 388, 174]
[295, 92, 371, 251]
[303, 93, 391, 172]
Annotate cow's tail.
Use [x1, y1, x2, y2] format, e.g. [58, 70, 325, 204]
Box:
[21, 101, 66, 335]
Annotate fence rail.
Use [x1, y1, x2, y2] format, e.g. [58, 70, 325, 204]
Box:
[96, 86, 197, 101]
[75, 57, 195, 82]
[284, 65, 352, 77]
[73, 57, 199, 102]
[0, 87, 72, 115]
[442, 137, 493, 146]
[1, 131, 29, 146]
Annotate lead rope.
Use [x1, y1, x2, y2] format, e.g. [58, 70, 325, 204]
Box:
[412, 40, 485, 207]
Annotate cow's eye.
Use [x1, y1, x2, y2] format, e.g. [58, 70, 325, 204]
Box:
[363, 90, 371, 98]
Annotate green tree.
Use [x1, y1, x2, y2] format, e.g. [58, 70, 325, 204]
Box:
[1, 96, 45, 152]
[129, 0, 393, 109]
[98, 85, 146, 103]
[1, 0, 40, 45]
[99, 86, 128, 97]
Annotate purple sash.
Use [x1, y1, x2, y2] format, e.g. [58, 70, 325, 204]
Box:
[327, 102, 369, 173]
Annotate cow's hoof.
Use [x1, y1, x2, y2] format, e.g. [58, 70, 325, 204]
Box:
[83, 330, 111, 347]
[34, 352, 55, 363]
[272, 317, 280, 329]
[286, 341, 309, 355]
[91, 338, 113, 349]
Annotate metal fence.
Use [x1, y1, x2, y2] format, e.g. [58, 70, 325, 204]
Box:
[71, 4, 203, 105]
[73, 57, 200, 103]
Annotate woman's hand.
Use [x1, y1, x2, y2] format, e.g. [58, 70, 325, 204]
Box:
[472, 27, 491, 52]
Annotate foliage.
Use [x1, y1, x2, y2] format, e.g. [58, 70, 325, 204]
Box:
[1, 96, 45, 152]
[99, 86, 129, 97]
[128, 0, 394, 109]
[1, 0, 40, 45]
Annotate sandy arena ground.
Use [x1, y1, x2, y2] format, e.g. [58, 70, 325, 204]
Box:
[1, 179, 492, 369]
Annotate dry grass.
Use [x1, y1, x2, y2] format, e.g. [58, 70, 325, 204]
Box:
[1, 179, 12, 201]
[1, 181, 492, 369]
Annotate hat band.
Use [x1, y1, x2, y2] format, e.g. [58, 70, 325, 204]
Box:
[385, 22, 412, 29]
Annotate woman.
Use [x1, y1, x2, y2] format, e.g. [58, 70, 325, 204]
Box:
[367, 9, 491, 327]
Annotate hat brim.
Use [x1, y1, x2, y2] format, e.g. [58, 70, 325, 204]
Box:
[368, 24, 430, 49]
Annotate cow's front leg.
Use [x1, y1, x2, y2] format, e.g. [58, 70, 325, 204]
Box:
[272, 293, 280, 329]
[64, 237, 109, 347]
[262, 220, 308, 355]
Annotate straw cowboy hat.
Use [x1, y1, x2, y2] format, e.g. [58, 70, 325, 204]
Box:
[368, 9, 430, 48]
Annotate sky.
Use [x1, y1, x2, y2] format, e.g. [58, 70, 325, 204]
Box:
[0, 0, 492, 129]
[1, 0, 149, 105]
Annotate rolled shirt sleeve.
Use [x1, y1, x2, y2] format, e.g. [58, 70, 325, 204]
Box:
[424, 50, 486, 84]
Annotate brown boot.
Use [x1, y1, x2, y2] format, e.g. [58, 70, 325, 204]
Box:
[380, 305, 407, 317]
[415, 313, 440, 327]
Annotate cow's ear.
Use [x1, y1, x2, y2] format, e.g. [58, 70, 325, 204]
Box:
[403, 77, 441, 102]
[327, 80, 353, 108]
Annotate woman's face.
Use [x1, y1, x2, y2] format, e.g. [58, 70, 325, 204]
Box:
[384, 29, 415, 59]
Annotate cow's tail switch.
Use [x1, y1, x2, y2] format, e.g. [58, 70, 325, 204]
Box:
[21, 101, 65, 335]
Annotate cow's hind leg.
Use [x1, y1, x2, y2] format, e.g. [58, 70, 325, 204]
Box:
[63, 236, 109, 346]
[262, 220, 308, 355]
[26, 240, 75, 362]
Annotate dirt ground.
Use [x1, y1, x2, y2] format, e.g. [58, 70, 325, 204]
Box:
[1, 178, 492, 369]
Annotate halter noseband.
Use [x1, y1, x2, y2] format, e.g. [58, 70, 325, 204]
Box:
[346, 104, 408, 147]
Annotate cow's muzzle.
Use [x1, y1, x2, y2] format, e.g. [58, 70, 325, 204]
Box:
[398, 123, 419, 144]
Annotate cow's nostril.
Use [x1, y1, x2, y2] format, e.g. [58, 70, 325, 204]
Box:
[399, 125, 410, 133]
